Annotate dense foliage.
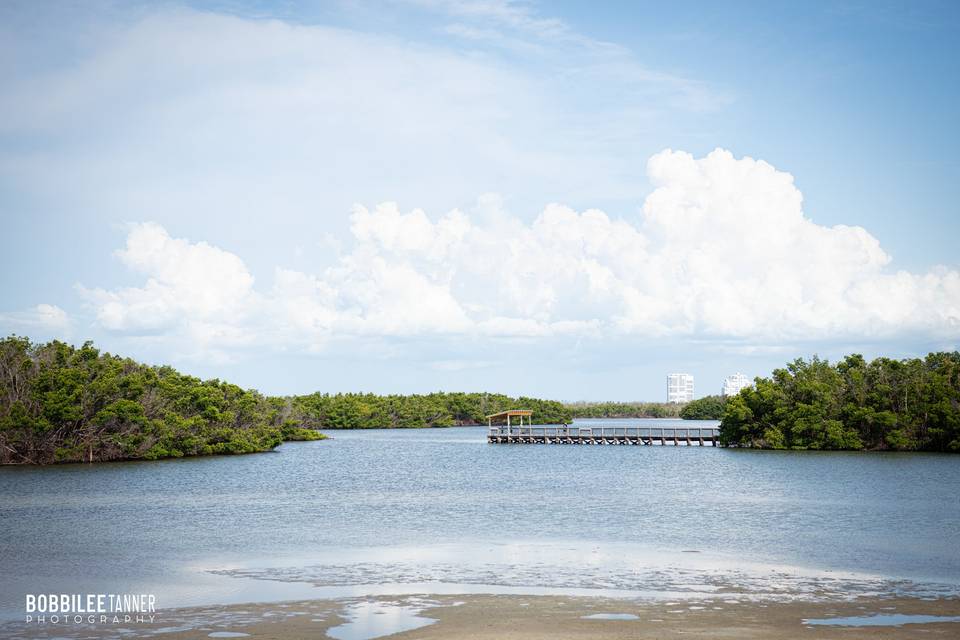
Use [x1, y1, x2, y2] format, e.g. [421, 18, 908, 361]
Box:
[565, 401, 682, 419]
[292, 392, 570, 428]
[720, 353, 960, 451]
[0, 337, 323, 465]
[679, 395, 727, 420]
[0, 337, 573, 463]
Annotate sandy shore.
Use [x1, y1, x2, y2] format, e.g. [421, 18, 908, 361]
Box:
[6, 593, 960, 640]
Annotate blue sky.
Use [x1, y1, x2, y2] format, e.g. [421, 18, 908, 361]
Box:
[1, 0, 958, 400]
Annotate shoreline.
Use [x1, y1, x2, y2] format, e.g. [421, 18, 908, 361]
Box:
[5, 538, 959, 625]
[5, 593, 960, 639]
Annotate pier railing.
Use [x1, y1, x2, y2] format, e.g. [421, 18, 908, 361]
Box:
[487, 425, 721, 446]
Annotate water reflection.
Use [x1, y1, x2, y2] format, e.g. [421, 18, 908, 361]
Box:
[803, 613, 960, 627]
[326, 600, 436, 640]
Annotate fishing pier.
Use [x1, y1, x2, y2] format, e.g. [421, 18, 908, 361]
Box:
[485, 410, 720, 446]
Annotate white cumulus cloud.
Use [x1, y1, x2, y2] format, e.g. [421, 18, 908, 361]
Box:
[78, 149, 960, 357]
[0, 303, 72, 338]
[78, 222, 260, 350]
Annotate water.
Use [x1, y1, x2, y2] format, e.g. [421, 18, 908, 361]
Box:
[326, 601, 436, 640]
[582, 613, 639, 620]
[1, 419, 959, 622]
[803, 614, 960, 627]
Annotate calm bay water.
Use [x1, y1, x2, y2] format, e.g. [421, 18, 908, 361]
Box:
[1, 419, 959, 619]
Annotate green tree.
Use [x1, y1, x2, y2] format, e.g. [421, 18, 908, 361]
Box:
[679, 395, 727, 420]
[719, 352, 960, 451]
[0, 336, 326, 465]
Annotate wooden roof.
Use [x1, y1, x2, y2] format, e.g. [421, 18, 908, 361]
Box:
[485, 409, 533, 420]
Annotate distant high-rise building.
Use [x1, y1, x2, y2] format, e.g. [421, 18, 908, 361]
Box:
[667, 373, 695, 403]
[722, 372, 751, 397]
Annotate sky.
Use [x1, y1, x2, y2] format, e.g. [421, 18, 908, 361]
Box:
[1, 0, 958, 401]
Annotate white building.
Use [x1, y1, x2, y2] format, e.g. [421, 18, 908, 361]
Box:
[667, 373, 695, 403]
[722, 372, 751, 397]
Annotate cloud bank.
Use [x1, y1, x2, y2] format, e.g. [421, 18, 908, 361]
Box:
[77, 148, 960, 359]
[0, 304, 72, 339]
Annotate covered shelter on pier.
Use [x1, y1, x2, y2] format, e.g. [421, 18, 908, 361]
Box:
[485, 409, 533, 428]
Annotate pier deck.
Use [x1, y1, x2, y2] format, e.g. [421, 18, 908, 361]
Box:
[487, 425, 721, 446]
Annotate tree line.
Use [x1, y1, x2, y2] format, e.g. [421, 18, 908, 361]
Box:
[0, 337, 570, 464]
[6, 336, 955, 463]
[566, 399, 730, 420]
[291, 391, 570, 428]
[720, 353, 960, 451]
[564, 401, 683, 419]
